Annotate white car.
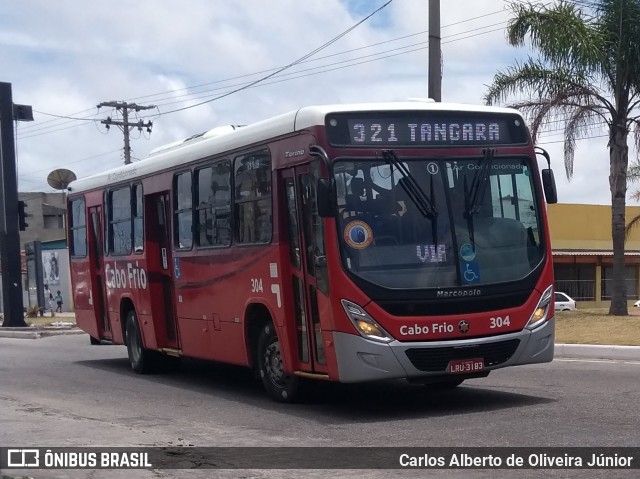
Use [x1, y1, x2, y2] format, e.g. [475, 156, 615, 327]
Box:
[634, 300, 640, 307]
[554, 292, 576, 311]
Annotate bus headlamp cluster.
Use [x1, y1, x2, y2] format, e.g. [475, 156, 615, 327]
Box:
[526, 285, 554, 330]
[341, 299, 393, 343]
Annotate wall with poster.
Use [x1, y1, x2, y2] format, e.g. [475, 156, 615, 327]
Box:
[0, 244, 72, 314]
[41, 248, 72, 312]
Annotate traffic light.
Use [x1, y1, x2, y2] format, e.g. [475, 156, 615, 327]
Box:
[18, 200, 28, 231]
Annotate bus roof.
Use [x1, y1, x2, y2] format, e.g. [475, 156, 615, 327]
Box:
[68, 101, 523, 194]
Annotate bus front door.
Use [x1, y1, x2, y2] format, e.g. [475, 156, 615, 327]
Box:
[146, 193, 179, 350]
[282, 164, 328, 376]
[89, 206, 110, 340]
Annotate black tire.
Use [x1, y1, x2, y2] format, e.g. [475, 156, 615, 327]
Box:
[89, 336, 101, 345]
[125, 310, 156, 374]
[257, 322, 301, 402]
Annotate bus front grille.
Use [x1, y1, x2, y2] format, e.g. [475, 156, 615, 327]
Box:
[405, 339, 521, 372]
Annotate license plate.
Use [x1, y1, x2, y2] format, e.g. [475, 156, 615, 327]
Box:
[448, 358, 484, 374]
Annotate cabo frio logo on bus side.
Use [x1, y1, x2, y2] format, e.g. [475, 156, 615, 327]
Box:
[105, 262, 148, 290]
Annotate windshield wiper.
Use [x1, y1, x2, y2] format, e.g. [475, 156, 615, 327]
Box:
[382, 150, 437, 219]
[464, 148, 494, 245]
[382, 149, 439, 246]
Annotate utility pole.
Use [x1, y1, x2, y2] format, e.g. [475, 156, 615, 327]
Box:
[97, 101, 155, 164]
[428, 0, 442, 102]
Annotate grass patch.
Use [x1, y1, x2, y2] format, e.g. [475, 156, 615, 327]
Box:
[555, 309, 640, 345]
[0, 316, 75, 328]
[26, 316, 75, 327]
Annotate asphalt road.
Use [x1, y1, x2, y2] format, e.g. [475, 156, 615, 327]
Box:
[1, 334, 639, 479]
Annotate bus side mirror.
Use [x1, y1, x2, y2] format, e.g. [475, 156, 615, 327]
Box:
[542, 169, 557, 204]
[316, 178, 336, 217]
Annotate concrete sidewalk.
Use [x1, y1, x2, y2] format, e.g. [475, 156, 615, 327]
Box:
[554, 343, 640, 361]
[0, 312, 82, 339]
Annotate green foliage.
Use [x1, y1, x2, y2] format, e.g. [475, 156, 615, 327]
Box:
[25, 305, 42, 318]
[486, 0, 640, 316]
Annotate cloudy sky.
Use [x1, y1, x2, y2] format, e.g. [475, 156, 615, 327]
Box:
[1, 0, 633, 205]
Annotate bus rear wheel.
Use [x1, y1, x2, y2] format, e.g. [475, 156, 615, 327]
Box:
[125, 310, 155, 374]
[257, 322, 301, 403]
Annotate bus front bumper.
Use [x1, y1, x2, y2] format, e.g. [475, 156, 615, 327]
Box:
[332, 317, 555, 383]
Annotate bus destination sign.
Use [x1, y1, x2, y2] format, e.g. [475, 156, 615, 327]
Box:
[326, 112, 528, 147]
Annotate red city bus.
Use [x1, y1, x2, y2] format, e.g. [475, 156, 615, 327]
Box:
[67, 101, 558, 402]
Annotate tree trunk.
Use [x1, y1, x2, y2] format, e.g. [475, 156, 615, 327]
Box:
[608, 123, 629, 316]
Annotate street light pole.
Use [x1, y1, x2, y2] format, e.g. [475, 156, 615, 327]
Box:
[428, 0, 442, 102]
[0, 82, 31, 327]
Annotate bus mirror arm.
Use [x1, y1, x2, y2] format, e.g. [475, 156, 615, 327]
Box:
[316, 178, 336, 217]
[535, 147, 558, 204]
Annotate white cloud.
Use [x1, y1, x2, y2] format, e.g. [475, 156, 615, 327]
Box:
[2, 0, 636, 206]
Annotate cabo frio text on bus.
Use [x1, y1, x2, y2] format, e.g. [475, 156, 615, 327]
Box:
[105, 261, 148, 290]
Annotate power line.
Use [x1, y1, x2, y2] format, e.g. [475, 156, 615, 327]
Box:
[157, 0, 396, 116]
[20, 5, 507, 137]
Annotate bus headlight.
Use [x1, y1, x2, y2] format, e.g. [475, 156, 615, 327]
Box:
[526, 285, 553, 330]
[341, 299, 393, 343]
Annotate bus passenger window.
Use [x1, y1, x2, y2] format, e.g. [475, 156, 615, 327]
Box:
[133, 184, 143, 253]
[196, 162, 231, 247]
[70, 198, 87, 257]
[108, 187, 132, 255]
[174, 171, 193, 249]
[234, 151, 272, 244]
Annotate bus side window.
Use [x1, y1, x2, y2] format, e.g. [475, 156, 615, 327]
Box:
[133, 184, 144, 253]
[234, 151, 272, 244]
[174, 171, 193, 250]
[108, 186, 132, 255]
[70, 198, 87, 257]
[196, 161, 231, 247]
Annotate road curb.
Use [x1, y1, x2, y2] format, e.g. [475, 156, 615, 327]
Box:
[555, 343, 640, 361]
[0, 328, 85, 339]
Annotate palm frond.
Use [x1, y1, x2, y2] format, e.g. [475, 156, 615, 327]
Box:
[506, 0, 604, 71]
[633, 119, 640, 157]
[485, 59, 614, 113]
[563, 106, 599, 179]
[627, 158, 640, 183]
[597, 0, 640, 84]
[625, 212, 640, 241]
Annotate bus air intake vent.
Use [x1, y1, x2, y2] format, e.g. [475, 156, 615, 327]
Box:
[405, 339, 520, 372]
[375, 290, 530, 316]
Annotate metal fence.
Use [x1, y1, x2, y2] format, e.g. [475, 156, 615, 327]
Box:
[555, 279, 639, 301]
[554, 280, 595, 301]
[601, 278, 639, 300]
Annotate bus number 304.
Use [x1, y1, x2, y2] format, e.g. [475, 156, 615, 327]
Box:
[251, 278, 264, 293]
[489, 315, 510, 329]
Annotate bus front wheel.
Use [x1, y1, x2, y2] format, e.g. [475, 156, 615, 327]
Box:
[125, 310, 155, 374]
[257, 322, 301, 403]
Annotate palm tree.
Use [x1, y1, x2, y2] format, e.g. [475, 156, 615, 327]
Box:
[485, 0, 640, 315]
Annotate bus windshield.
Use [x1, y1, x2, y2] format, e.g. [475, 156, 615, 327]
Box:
[334, 155, 544, 290]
